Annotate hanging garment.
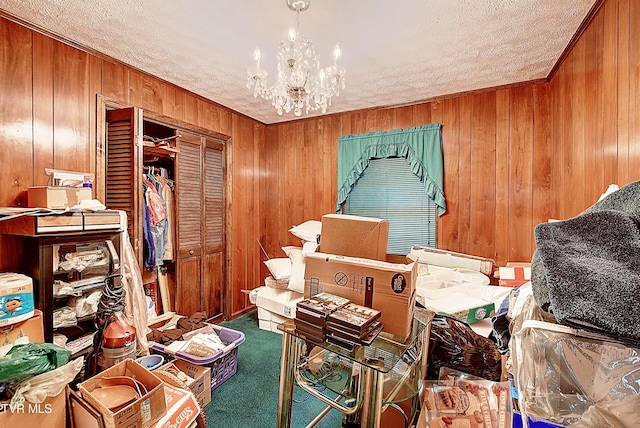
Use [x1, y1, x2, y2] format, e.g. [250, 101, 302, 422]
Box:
[156, 175, 175, 261]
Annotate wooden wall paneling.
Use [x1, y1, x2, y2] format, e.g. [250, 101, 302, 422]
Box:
[374, 108, 393, 131]
[0, 18, 32, 271]
[456, 96, 472, 255]
[507, 86, 534, 262]
[557, 53, 574, 220]
[89, 55, 102, 183]
[616, 0, 630, 185]
[245, 117, 260, 309]
[263, 126, 279, 263]
[428, 101, 444, 247]
[164, 85, 185, 121]
[602, 0, 619, 187]
[469, 92, 497, 260]
[141, 76, 165, 114]
[494, 89, 511, 265]
[571, 35, 589, 211]
[628, 0, 640, 182]
[253, 122, 267, 291]
[230, 115, 249, 312]
[325, 116, 339, 216]
[101, 60, 129, 102]
[414, 103, 432, 128]
[184, 93, 200, 125]
[32, 31, 53, 190]
[438, 98, 460, 253]
[128, 71, 144, 108]
[289, 122, 305, 244]
[590, 8, 606, 199]
[53, 42, 90, 173]
[531, 84, 553, 235]
[199, 101, 232, 136]
[305, 118, 321, 219]
[394, 105, 415, 129]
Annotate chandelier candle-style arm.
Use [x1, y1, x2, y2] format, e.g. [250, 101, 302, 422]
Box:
[246, 0, 346, 117]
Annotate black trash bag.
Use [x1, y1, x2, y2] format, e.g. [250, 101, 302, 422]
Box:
[426, 314, 502, 382]
[0, 342, 71, 384]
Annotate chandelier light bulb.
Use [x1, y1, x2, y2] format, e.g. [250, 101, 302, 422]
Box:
[333, 43, 342, 62]
[247, 0, 346, 117]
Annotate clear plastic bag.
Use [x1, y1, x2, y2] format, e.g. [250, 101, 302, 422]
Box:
[510, 295, 640, 427]
[10, 357, 83, 404]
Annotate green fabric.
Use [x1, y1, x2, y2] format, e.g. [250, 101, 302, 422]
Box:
[336, 123, 446, 215]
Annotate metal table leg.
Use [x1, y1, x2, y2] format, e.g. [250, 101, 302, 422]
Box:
[277, 326, 296, 428]
[359, 358, 386, 428]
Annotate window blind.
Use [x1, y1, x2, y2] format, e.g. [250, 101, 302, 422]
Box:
[344, 157, 437, 255]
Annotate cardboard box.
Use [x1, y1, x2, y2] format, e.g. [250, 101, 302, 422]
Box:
[28, 186, 91, 209]
[304, 252, 416, 338]
[319, 214, 389, 261]
[0, 309, 44, 348]
[151, 383, 200, 428]
[0, 385, 67, 428]
[257, 307, 289, 334]
[419, 292, 495, 323]
[157, 359, 212, 408]
[78, 359, 167, 428]
[254, 287, 303, 319]
[498, 265, 531, 287]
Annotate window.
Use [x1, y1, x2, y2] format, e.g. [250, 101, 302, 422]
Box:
[344, 157, 437, 255]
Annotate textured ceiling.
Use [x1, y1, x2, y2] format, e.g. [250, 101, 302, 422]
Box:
[0, 0, 597, 124]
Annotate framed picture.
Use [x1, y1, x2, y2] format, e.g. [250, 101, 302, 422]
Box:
[68, 389, 104, 428]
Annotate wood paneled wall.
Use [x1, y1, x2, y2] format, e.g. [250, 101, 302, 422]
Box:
[262, 0, 640, 267]
[262, 89, 551, 266]
[0, 15, 266, 318]
[1, 0, 639, 320]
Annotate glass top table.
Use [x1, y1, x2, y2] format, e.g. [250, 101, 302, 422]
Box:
[276, 306, 434, 428]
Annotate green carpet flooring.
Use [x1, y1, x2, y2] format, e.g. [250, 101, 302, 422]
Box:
[204, 310, 346, 428]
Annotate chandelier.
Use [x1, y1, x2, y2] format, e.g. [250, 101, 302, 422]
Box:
[247, 0, 346, 117]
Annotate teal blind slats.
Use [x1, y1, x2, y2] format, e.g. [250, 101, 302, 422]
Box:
[345, 157, 436, 255]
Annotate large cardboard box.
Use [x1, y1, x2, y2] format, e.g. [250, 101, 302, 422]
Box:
[319, 214, 389, 261]
[28, 186, 91, 209]
[78, 359, 167, 428]
[0, 385, 67, 428]
[304, 252, 416, 338]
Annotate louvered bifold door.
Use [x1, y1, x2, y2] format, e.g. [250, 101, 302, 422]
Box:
[176, 132, 204, 316]
[105, 107, 142, 259]
[204, 139, 225, 320]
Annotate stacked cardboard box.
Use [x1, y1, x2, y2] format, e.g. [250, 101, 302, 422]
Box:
[305, 214, 417, 339]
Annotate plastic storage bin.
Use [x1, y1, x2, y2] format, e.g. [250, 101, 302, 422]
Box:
[150, 324, 245, 392]
[415, 269, 487, 300]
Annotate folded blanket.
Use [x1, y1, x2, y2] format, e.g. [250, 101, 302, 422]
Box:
[531, 180, 640, 345]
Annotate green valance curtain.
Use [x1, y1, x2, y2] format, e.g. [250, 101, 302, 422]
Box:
[336, 123, 446, 215]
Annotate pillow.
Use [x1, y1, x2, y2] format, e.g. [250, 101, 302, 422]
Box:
[302, 241, 319, 255]
[264, 258, 291, 281]
[288, 220, 321, 243]
[282, 246, 305, 293]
